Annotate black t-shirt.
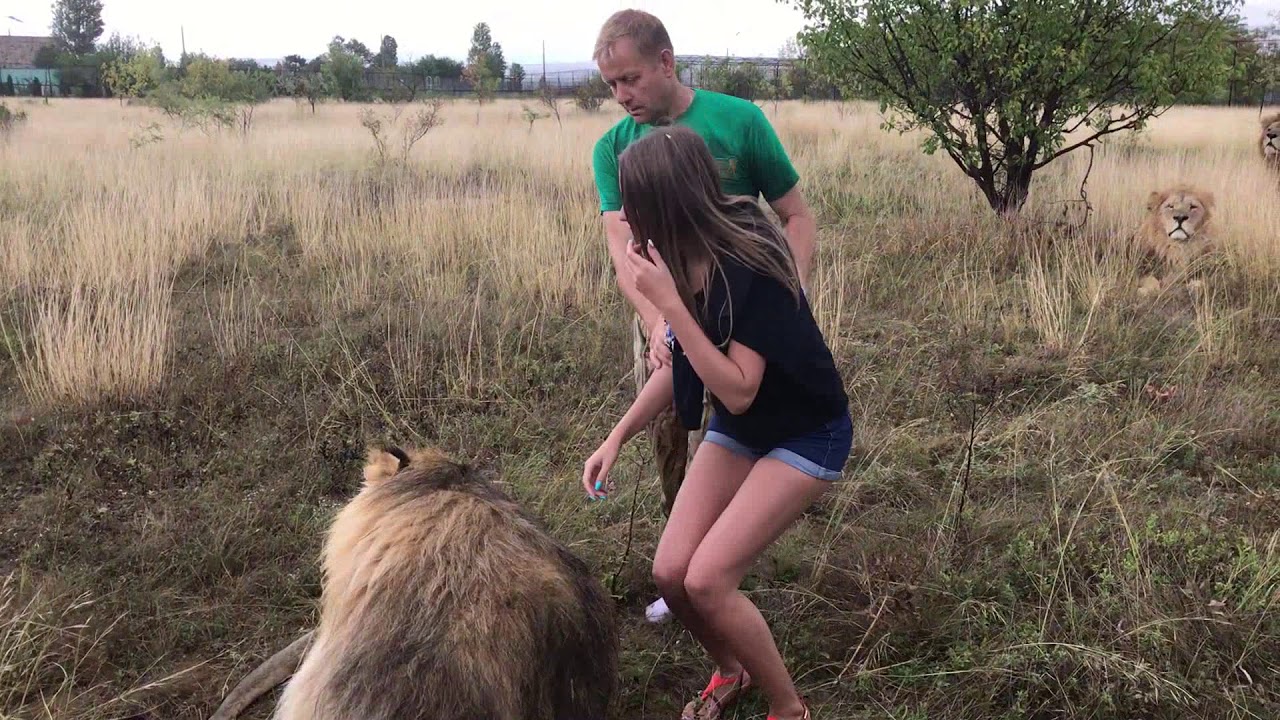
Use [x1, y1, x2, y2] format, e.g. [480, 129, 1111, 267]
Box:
[670, 254, 849, 449]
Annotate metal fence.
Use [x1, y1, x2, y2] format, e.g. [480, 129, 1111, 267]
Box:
[7, 47, 1278, 107]
[0, 64, 97, 97]
[0, 55, 808, 100]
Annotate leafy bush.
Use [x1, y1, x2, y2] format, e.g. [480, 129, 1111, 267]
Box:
[697, 57, 768, 100]
[147, 57, 274, 135]
[794, 0, 1239, 216]
[574, 75, 610, 112]
[102, 46, 168, 104]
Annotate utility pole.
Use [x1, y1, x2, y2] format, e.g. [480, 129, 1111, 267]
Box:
[1229, 38, 1238, 107]
[181, 26, 186, 60]
[542, 40, 546, 87]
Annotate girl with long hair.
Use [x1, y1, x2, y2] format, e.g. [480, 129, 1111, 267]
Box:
[582, 125, 852, 720]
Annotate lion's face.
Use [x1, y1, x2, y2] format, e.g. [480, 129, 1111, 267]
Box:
[1146, 188, 1213, 243]
[1261, 114, 1280, 158]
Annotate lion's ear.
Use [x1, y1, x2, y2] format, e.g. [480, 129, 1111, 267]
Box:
[386, 446, 411, 469]
[363, 446, 409, 485]
[1146, 190, 1166, 212]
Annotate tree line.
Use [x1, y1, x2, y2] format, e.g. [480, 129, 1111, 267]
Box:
[16, 0, 848, 104]
[13, 3, 525, 104]
[11, 0, 1278, 218]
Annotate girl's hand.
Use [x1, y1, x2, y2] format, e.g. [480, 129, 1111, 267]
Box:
[625, 239, 681, 316]
[582, 437, 620, 500]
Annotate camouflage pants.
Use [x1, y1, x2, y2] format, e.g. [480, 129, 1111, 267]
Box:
[633, 315, 711, 516]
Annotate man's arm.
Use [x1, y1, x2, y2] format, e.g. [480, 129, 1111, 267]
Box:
[767, 186, 817, 288]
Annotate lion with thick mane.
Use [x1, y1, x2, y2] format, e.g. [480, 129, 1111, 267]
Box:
[1260, 112, 1280, 169]
[209, 445, 618, 720]
[1135, 184, 1217, 296]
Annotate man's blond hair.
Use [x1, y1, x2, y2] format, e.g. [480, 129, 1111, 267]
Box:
[594, 9, 674, 63]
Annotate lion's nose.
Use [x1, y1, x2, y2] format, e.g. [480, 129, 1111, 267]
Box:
[1173, 214, 1189, 223]
[1269, 132, 1278, 140]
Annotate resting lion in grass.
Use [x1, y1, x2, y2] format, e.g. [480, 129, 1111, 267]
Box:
[1135, 185, 1217, 296]
[209, 445, 618, 720]
[1261, 112, 1280, 169]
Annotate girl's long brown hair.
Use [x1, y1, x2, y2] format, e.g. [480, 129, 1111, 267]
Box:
[617, 124, 802, 337]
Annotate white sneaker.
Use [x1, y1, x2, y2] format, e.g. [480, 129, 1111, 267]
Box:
[645, 596, 673, 623]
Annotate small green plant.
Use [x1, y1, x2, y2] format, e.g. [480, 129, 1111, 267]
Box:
[0, 101, 28, 141]
[129, 121, 164, 149]
[538, 84, 562, 129]
[464, 59, 499, 124]
[521, 104, 549, 132]
[360, 98, 445, 167]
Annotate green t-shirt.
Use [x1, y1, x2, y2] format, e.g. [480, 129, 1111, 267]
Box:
[591, 88, 801, 214]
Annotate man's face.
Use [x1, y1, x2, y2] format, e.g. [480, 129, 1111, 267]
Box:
[597, 37, 674, 124]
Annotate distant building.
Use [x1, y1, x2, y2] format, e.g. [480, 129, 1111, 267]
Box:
[0, 35, 61, 97]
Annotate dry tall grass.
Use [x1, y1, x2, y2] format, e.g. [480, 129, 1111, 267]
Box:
[0, 97, 1275, 406]
[0, 96, 1277, 719]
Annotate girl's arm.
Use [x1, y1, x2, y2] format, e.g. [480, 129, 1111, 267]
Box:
[583, 365, 675, 499]
[607, 364, 675, 447]
[623, 239, 766, 415]
[663, 302, 765, 415]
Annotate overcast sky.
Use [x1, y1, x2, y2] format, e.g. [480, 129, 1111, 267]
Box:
[1, 0, 815, 64]
[4, 0, 1280, 65]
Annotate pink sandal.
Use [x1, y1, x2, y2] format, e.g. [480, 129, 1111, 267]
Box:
[681, 668, 752, 719]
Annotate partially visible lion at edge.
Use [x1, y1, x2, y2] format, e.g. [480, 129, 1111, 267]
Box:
[209, 445, 619, 720]
[1135, 184, 1217, 296]
[1261, 112, 1280, 168]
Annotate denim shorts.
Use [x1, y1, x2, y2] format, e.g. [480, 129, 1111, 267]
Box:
[703, 411, 853, 481]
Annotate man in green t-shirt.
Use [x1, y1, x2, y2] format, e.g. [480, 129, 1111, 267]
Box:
[590, 8, 818, 520]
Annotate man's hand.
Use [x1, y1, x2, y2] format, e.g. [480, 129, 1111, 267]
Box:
[647, 317, 671, 371]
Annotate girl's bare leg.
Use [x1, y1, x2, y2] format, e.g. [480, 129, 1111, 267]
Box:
[683, 458, 831, 720]
[651, 441, 756, 675]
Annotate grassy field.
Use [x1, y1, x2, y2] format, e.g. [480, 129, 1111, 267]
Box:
[0, 94, 1277, 719]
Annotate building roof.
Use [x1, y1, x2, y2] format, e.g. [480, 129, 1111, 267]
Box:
[0, 36, 57, 69]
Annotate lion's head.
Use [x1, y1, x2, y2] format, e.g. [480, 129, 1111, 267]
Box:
[210, 442, 619, 720]
[1144, 185, 1213, 244]
[1136, 184, 1218, 297]
[1261, 112, 1280, 160]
